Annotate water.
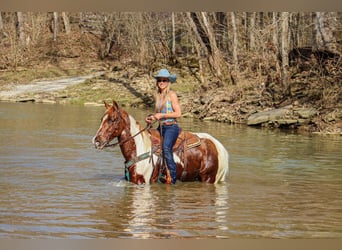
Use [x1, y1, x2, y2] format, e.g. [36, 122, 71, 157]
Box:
[0, 102, 341, 238]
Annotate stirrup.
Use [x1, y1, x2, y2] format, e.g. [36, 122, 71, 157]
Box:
[158, 169, 172, 184]
[165, 169, 172, 184]
[158, 173, 166, 184]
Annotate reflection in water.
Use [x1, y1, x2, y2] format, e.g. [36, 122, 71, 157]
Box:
[214, 184, 229, 234]
[0, 102, 341, 238]
[95, 182, 230, 239]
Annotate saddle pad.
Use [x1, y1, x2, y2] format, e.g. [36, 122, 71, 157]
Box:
[148, 128, 201, 152]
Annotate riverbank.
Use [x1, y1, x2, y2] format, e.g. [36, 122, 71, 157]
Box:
[0, 63, 341, 135]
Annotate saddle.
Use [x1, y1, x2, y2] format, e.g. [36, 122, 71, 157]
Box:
[148, 128, 201, 155]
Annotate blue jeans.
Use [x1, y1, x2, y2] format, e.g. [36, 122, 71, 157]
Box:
[158, 124, 180, 184]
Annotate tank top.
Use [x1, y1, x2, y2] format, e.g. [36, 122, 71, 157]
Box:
[157, 96, 176, 124]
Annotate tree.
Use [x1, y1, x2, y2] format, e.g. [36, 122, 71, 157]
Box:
[53, 12, 58, 41]
[313, 12, 338, 52]
[272, 12, 281, 74]
[61, 12, 71, 34]
[187, 12, 231, 84]
[249, 12, 256, 50]
[171, 12, 175, 56]
[280, 12, 290, 89]
[0, 12, 3, 31]
[99, 13, 116, 59]
[16, 12, 26, 46]
[230, 12, 238, 82]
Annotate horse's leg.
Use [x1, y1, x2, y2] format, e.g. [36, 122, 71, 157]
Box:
[150, 161, 160, 183]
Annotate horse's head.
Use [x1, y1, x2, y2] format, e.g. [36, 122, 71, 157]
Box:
[92, 100, 124, 149]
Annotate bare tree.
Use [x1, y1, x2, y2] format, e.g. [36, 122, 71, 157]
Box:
[171, 12, 176, 56]
[187, 12, 230, 84]
[99, 13, 117, 59]
[61, 12, 71, 34]
[249, 12, 256, 50]
[0, 12, 3, 31]
[243, 12, 248, 49]
[272, 12, 281, 75]
[53, 12, 58, 41]
[16, 12, 26, 46]
[313, 12, 338, 52]
[272, 12, 279, 51]
[280, 12, 290, 88]
[230, 12, 238, 82]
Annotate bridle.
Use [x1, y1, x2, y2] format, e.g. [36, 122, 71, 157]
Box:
[104, 123, 154, 148]
[103, 111, 156, 148]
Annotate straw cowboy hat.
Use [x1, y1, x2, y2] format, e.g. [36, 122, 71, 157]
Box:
[153, 69, 177, 83]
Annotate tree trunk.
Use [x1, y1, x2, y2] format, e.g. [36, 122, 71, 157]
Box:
[53, 12, 58, 41]
[187, 12, 232, 84]
[272, 12, 279, 51]
[171, 12, 175, 56]
[259, 12, 264, 29]
[61, 12, 71, 34]
[249, 12, 256, 50]
[272, 12, 281, 75]
[99, 13, 116, 59]
[201, 12, 223, 79]
[79, 12, 84, 33]
[244, 12, 248, 49]
[231, 12, 238, 83]
[313, 12, 338, 52]
[0, 12, 3, 31]
[292, 12, 300, 48]
[16, 12, 26, 46]
[184, 12, 207, 87]
[215, 12, 227, 51]
[280, 12, 290, 90]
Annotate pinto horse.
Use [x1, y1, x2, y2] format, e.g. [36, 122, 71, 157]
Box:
[92, 101, 229, 185]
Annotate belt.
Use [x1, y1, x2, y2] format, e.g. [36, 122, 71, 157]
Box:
[161, 121, 177, 126]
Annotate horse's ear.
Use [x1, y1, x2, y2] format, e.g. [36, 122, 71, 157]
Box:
[112, 100, 119, 110]
[104, 100, 110, 109]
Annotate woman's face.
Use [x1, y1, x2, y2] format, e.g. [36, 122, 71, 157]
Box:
[157, 78, 170, 90]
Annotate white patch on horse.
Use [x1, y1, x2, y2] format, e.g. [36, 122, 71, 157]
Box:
[173, 154, 183, 167]
[128, 115, 153, 183]
[92, 114, 108, 144]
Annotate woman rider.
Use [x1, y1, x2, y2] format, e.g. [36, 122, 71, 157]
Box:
[145, 69, 181, 184]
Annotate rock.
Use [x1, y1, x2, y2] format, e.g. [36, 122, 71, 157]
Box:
[182, 112, 194, 118]
[276, 119, 298, 125]
[40, 99, 57, 104]
[84, 102, 103, 106]
[247, 107, 289, 125]
[295, 108, 317, 119]
[323, 110, 342, 122]
[203, 116, 216, 121]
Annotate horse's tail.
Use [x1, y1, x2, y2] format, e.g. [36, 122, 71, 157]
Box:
[215, 142, 229, 183]
[196, 133, 229, 183]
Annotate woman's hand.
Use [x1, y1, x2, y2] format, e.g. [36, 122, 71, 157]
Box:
[145, 114, 154, 124]
[153, 113, 164, 120]
[145, 113, 164, 124]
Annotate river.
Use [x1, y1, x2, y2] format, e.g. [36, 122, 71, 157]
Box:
[0, 102, 341, 239]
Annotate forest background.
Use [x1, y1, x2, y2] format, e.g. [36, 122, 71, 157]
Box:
[0, 12, 341, 134]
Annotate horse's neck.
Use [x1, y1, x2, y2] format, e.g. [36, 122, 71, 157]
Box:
[118, 115, 151, 161]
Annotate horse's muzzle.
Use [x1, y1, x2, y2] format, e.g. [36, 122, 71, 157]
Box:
[92, 136, 105, 149]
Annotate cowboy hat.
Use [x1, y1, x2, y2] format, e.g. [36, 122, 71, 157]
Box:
[153, 69, 176, 83]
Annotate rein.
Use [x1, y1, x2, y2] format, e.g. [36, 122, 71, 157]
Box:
[104, 120, 156, 148]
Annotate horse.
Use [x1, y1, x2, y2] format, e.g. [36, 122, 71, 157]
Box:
[92, 100, 229, 185]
